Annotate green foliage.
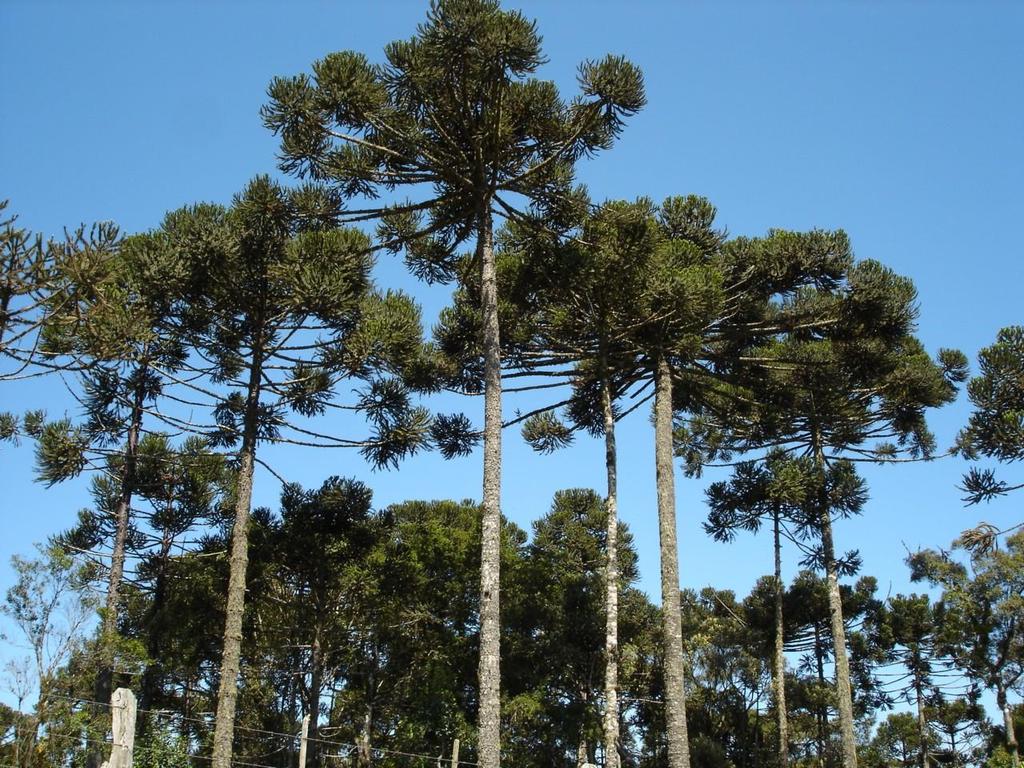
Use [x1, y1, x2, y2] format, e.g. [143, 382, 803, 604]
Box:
[680, 233, 960, 471]
[503, 488, 648, 767]
[264, 0, 645, 262]
[957, 327, 1024, 551]
[705, 449, 813, 542]
[909, 532, 1024, 760]
[865, 711, 932, 767]
[33, 418, 90, 486]
[134, 720, 191, 768]
[521, 410, 574, 453]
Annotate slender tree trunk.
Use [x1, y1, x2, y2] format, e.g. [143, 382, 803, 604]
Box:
[814, 624, 826, 768]
[178, 677, 192, 749]
[998, 685, 1021, 768]
[577, 737, 589, 768]
[211, 341, 264, 768]
[88, 367, 146, 768]
[477, 203, 502, 768]
[307, 633, 323, 767]
[772, 510, 790, 768]
[816, 474, 858, 768]
[654, 354, 691, 768]
[913, 657, 928, 768]
[600, 360, 621, 768]
[358, 701, 373, 768]
[305, 630, 325, 768]
[21, 713, 38, 768]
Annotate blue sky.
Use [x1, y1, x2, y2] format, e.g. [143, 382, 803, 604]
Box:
[1, 0, 1022, 708]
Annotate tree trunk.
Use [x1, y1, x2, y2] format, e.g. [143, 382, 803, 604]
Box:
[913, 657, 927, 768]
[358, 703, 373, 768]
[998, 685, 1020, 768]
[88, 367, 146, 768]
[814, 624, 826, 768]
[577, 738, 589, 768]
[307, 633, 323, 767]
[654, 354, 691, 768]
[772, 510, 790, 768]
[477, 204, 502, 768]
[818, 499, 858, 768]
[211, 342, 264, 768]
[601, 362, 621, 768]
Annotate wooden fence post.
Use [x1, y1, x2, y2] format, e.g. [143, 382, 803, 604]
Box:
[297, 713, 310, 768]
[450, 737, 460, 767]
[101, 688, 136, 768]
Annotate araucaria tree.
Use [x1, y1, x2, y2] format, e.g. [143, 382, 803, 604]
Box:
[154, 177, 430, 768]
[705, 450, 817, 768]
[512, 199, 663, 767]
[516, 203, 869, 768]
[36, 225, 191, 741]
[685, 249, 966, 768]
[262, 3, 644, 764]
[510, 196, 725, 768]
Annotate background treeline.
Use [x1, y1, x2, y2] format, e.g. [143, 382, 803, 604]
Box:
[1, 2, 1022, 768]
[2, 481, 1022, 768]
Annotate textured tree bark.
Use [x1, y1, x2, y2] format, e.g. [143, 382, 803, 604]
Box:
[772, 510, 790, 768]
[654, 354, 691, 768]
[601, 366, 621, 768]
[998, 686, 1021, 768]
[818, 505, 858, 768]
[102, 688, 137, 768]
[358, 702, 374, 767]
[477, 205, 503, 768]
[211, 341, 264, 768]
[577, 737, 589, 768]
[88, 370, 146, 768]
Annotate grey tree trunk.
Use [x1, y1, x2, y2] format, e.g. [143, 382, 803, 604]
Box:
[998, 686, 1021, 768]
[211, 342, 264, 768]
[818, 503, 858, 768]
[358, 702, 373, 767]
[477, 205, 503, 768]
[772, 510, 790, 768]
[601, 366, 621, 768]
[654, 354, 691, 768]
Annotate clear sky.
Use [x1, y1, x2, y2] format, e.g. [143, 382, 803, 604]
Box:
[1, 0, 1022, 700]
